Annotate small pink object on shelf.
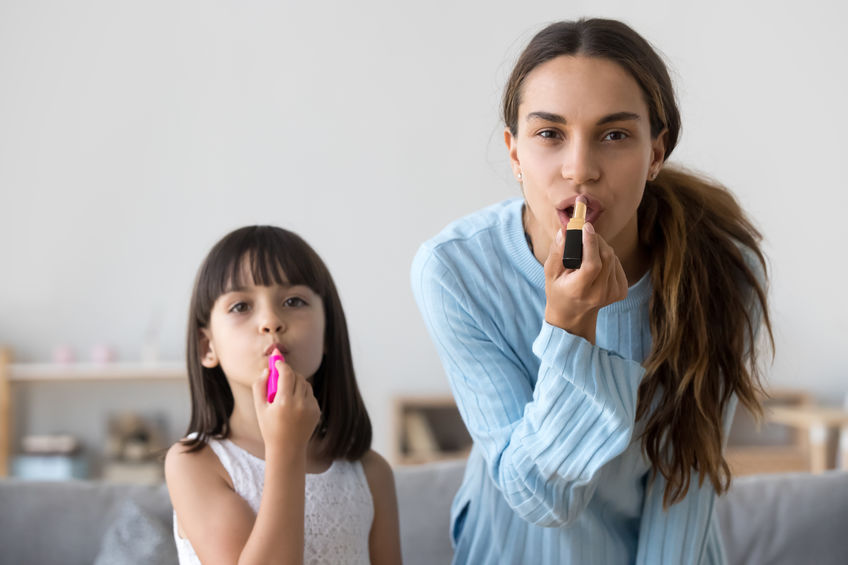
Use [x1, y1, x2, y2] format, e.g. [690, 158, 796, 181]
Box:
[90, 344, 115, 365]
[52, 345, 75, 365]
[266, 348, 285, 403]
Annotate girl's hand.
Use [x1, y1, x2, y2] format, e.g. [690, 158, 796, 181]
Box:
[543, 223, 628, 344]
[252, 360, 321, 457]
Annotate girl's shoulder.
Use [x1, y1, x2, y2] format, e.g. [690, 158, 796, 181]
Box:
[164, 438, 234, 492]
[359, 449, 393, 484]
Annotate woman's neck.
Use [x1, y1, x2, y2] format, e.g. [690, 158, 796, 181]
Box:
[609, 215, 651, 285]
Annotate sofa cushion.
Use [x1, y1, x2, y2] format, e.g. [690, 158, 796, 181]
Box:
[715, 470, 848, 565]
[93, 497, 177, 565]
[0, 479, 172, 565]
[394, 459, 465, 565]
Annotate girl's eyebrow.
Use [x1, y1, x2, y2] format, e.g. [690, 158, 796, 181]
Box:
[526, 110, 641, 125]
[223, 283, 303, 294]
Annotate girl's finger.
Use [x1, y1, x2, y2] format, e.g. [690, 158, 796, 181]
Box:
[277, 362, 297, 401]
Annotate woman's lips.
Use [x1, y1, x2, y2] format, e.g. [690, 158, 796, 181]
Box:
[557, 205, 602, 227]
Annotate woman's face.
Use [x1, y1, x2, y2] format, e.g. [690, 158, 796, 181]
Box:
[506, 55, 666, 266]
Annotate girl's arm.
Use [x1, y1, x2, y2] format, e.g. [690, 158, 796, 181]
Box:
[165, 442, 261, 564]
[411, 231, 644, 528]
[165, 363, 319, 565]
[361, 450, 403, 565]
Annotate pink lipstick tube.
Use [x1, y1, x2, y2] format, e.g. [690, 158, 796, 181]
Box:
[266, 348, 285, 403]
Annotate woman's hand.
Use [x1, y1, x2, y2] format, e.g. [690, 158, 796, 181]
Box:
[252, 360, 321, 457]
[543, 223, 628, 344]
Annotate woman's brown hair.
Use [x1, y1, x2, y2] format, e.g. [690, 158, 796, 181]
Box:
[503, 19, 773, 506]
[182, 226, 371, 461]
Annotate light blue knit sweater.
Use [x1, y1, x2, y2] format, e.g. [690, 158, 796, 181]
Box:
[411, 197, 735, 564]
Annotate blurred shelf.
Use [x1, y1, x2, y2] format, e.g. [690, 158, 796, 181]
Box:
[8, 362, 186, 381]
[393, 395, 472, 466]
[0, 348, 186, 478]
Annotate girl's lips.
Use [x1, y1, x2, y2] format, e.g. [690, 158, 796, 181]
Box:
[264, 343, 287, 356]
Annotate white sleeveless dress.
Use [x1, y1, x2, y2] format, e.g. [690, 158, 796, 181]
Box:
[174, 437, 374, 564]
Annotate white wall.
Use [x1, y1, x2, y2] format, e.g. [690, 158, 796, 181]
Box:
[2, 0, 846, 459]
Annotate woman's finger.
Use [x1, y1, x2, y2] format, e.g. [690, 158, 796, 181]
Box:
[576, 223, 602, 282]
[544, 228, 567, 280]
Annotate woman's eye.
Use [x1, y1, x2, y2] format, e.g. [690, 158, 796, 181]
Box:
[284, 297, 307, 307]
[538, 129, 561, 140]
[228, 302, 249, 313]
[603, 130, 628, 141]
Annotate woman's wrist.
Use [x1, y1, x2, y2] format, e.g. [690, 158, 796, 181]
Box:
[544, 307, 598, 344]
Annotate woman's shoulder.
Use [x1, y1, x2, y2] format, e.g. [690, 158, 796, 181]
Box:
[412, 197, 527, 291]
[417, 197, 522, 251]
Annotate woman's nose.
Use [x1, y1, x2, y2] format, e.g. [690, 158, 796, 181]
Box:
[561, 139, 600, 184]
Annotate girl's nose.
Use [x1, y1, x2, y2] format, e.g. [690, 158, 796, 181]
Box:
[561, 139, 600, 185]
[260, 313, 284, 334]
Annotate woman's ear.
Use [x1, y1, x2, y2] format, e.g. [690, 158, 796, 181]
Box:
[199, 328, 219, 369]
[504, 127, 523, 182]
[648, 129, 668, 180]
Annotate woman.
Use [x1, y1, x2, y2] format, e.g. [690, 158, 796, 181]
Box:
[411, 18, 772, 564]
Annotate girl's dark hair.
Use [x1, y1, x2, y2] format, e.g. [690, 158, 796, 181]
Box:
[503, 19, 773, 506]
[182, 226, 371, 461]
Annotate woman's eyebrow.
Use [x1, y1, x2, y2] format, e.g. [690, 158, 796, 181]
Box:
[526, 110, 641, 125]
[596, 111, 641, 125]
[527, 111, 566, 124]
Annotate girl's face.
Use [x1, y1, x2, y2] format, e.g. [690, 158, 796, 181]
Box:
[506, 55, 666, 265]
[199, 264, 326, 389]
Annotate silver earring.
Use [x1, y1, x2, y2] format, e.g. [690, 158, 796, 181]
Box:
[517, 172, 523, 181]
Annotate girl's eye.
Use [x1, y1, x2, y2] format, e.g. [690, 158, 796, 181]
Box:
[603, 130, 628, 141]
[228, 302, 250, 313]
[284, 297, 307, 307]
[538, 129, 561, 140]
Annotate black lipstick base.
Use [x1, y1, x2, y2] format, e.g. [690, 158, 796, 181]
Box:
[563, 228, 583, 269]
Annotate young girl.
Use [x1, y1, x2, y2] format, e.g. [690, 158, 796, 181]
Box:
[166, 225, 402, 565]
[411, 18, 772, 564]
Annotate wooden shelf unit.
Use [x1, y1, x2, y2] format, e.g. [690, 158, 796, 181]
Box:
[0, 347, 186, 477]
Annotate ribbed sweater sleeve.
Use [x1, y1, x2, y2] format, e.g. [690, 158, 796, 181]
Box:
[412, 246, 646, 527]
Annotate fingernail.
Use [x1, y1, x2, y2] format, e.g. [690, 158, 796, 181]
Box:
[584, 223, 595, 234]
[556, 230, 563, 244]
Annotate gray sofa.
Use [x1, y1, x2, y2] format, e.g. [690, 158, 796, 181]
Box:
[1, 460, 846, 565]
